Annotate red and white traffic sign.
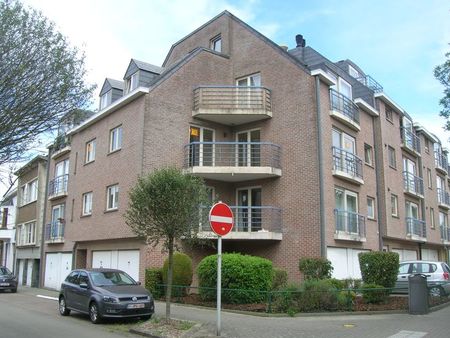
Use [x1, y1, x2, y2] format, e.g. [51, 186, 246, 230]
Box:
[209, 202, 234, 237]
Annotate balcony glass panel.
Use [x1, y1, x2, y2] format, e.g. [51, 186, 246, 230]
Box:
[406, 217, 426, 238]
[332, 147, 363, 180]
[334, 209, 366, 237]
[48, 174, 69, 198]
[401, 127, 421, 154]
[402, 171, 424, 196]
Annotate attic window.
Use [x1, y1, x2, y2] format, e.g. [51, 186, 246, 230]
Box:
[100, 91, 111, 110]
[210, 35, 222, 52]
[126, 72, 139, 93]
[348, 65, 360, 78]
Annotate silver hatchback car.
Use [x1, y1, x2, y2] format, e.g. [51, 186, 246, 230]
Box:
[395, 260, 450, 296]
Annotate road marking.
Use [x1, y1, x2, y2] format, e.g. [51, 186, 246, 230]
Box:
[37, 295, 58, 301]
[387, 330, 427, 338]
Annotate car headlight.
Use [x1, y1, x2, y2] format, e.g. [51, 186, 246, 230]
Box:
[103, 296, 119, 303]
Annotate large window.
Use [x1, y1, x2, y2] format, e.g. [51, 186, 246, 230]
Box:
[106, 185, 119, 211]
[109, 126, 123, 153]
[335, 187, 359, 234]
[82, 192, 93, 216]
[188, 126, 214, 166]
[18, 221, 36, 245]
[439, 211, 448, 229]
[85, 139, 96, 163]
[100, 91, 111, 110]
[20, 179, 38, 206]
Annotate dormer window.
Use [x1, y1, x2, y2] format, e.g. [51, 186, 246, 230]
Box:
[348, 65, 360, 78]
[125, 72, 139, 93]
[99, 91, 111, 110]
[210, 35, 222, 52]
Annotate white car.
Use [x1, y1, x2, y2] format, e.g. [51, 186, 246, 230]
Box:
[396, 260, 450, 296]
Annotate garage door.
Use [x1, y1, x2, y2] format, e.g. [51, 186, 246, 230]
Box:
[44, 253, 72, 290]
[92, 250, 140, 282]
[392, 249, 417, 261]
[421, 249, 438, 261]
[327, 247, 369, 279]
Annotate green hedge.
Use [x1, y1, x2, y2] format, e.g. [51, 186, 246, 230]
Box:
[197, 253, 273, 304]
[162, 252, 193, 296]
[361, 283, 388, 304]
[358, 252, 399, 288]
[299, 257, 333, 280]
[145, 268, 163, 298]
[272, 268, 288, 290]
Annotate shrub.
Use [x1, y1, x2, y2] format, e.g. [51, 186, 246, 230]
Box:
[145, 268, 163, 298]
[361, 283, 388, 304]
[197, 253, 273, 304]
[299, 257, 333, 280]
[326, 278, 345, 290]
[162, 252, 193, 296]
[297, 279, 338, 312]
[336, 290, 356, 309]
[358, 252, 399, 288]
[271, 283, 302, 314]
[341, 278, 362, 290]
[272, 268, 288, 290]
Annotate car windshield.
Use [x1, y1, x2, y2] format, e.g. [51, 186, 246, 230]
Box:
[0, 267, 12, 276]
[90, 271, 136, 286]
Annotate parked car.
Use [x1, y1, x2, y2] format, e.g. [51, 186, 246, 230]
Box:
[0, 266, 17, 293]
[58, 268, 154, 323]
[395, 260, 450, 296]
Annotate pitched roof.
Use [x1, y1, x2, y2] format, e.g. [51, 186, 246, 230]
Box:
[132, 59, 164, 74]
[106, 78, 124, 90]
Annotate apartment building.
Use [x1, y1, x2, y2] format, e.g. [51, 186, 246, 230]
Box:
[14, 155, 47, 287]
[0, 188, 17, 271]
[41, 11, 450, 288]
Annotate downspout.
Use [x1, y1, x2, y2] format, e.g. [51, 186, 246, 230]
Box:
[314, 75, 326, 258]
[39, 149, 51, 288]
[372, 116, 384, 251]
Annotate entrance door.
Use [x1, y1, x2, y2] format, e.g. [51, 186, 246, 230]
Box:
[237, 188, 262, 232]
[237, 130, 260, 167]
[18, 260, 24, 285]
[55, 159, 69, 193]
[26, 260, 33, 286]
[189, 126, 214, 166]
[403, 158, 417, 192]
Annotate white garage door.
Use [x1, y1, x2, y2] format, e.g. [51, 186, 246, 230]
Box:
[392, 249, 417, 261]
[44, 253, 72, 290]
[421, 249, 439, 261]
[92, 250, 140, 282]
[327, 247, 369, 279]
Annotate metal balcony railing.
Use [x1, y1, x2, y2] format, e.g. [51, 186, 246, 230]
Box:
[45, 221, 65, 241]
[329, 89, 360, 125]
[401, 127, 421, 154]
[355, 75, 383, 93]
[48, 174, 69, 198]
[184, 142, 281, 169]
[440, 225, 450, 242]
[437, 188, 450, 206]
[434, 151, 448, 172]
[193, 86, 272, 112]
[334, 209, 366, 237]
[403, 171, 424, 196]
[406, 217, 426, 238]
[332, 147, 363, 180]
[200, 206, 282, 233]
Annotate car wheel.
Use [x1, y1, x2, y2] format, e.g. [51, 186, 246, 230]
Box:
[59, 296, 71, 316]
[141, 315, 152, 321]
[89, 302, 102, 324]
[429, 286, 444, 297]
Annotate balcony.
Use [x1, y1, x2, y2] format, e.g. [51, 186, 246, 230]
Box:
[329, 89, 360, 131]
[192, 86, 272, 125]
[45, 221, 65, 244]
[437, 188, 450, 209]
[183, 142, 281, 182]
[48, 174, 69, 200]
[51, 135, 71, 159]
[435, 151, 448, 174]
[199, 206, 282, 240]
[401, 127, 421, 156]
[402, 171, 424, 198]
[406, 217, 426, 241]
[334, 209, 366, 242]
[332, 147, 364, 185]
[355, 75, 383, 93]
[440, 225, 450, 244]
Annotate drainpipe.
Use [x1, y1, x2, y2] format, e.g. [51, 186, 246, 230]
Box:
[372, 116, 384, 251]
[314, 75, 326, 258]
[39, 149, 51, 288]
[417, 154, 425, 258]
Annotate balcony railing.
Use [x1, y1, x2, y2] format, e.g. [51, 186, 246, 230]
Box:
[435, 151, 448, 173]
[200, 206, 282, 234]
[45, 221, 65, 242]
[332, 147, 363, 181]
[437, 188, 450, 207]
[184, 142, 281, 169]
[330, 89, 360, 126]
[403, 171, 424, 196]
[334, 209, 366, 238]
[48, 174, 68, 198]
[440, 225, 450, 242]
[355, 75, 383, 93]
[406, 217, 426, 239]
[401, 127, 421, 154]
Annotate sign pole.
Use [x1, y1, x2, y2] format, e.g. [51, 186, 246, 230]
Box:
[217, 235, 222, 336]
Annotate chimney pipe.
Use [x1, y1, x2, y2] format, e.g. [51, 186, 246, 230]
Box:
[296, 34, 305, 48]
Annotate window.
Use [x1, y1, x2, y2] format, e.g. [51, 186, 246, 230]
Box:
[188, 126, 214, 166]
[364, 144, 373, 166]
[210, 35, 222, 52]
[430, 208, 435, 229]
[20, 179, 38, 206]
[99, 91, 111, 110]
[424, 138, 430, 154]
[386, 107, 393, 122]
[388, 146, 396, 168]
[439, 211, 448, 230]
[18, 221, 36, 245]
[109, 126, 122, 152]
[367, 197, 375, 219]
[427, 168, 432, 189]
[106, 185, 119, 210]
[391, 194, 398, 217]
[85, 139, 96, 163]
[348, 65, 360, 78]
[237, 73, 261, 87]
[125, 72, 139, 93]
[82, 192, 93, 216]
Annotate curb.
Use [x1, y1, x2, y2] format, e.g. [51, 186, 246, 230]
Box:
[130, 322, 203, 338]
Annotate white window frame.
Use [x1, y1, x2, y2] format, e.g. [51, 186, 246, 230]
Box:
[236, 73, 261, 87]
[348, 65, 360, 78]
[20, 178, 38, 206]
[126, 72, 139, 93]
[430, 208, 435, 229]
[100, 90, 112, 110]
[82, 192, 93, 216]
[210, 34, 222, 52]
[109, 125, 123, 153]
[439, 211, 448, 229]
[18, 221, 36, 245]
[85, 139, 96, 163]
[189, 125, 215, 166]
[367, 197, 375, 220]
[106, 184, 119, 211]
[388, 146, 396, 169]
[364, 144, 373, 166]
[427, 168, 432, 189]
[391, 194, 399, 217]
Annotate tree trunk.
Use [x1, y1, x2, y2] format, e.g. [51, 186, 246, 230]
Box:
[165, 237, 174, 322]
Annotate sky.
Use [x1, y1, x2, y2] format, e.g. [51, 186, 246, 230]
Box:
[1, 0, 450, 196]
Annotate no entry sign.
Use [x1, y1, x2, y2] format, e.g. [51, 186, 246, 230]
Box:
[209, 202, 234, 236]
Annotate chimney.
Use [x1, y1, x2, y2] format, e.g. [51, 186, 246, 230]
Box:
[296, 34, 305, 48]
